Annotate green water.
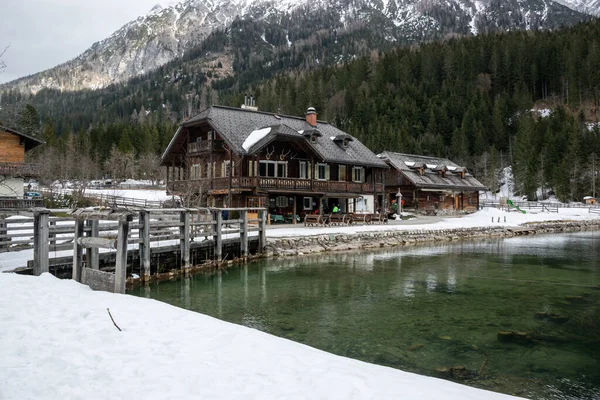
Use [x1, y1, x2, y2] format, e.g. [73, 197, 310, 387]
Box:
[130, 231, 600, 399]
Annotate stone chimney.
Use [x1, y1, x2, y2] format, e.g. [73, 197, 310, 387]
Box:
[306, 107, 317, 127]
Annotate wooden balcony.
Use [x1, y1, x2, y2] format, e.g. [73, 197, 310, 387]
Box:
[187, 140, 225, 155]
[169, 177, 384, 195]
[0, 162, 41, 177]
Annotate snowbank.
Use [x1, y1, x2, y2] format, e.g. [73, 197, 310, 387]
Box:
[267, 207, 597, 238]
[0, 273, 521, 400]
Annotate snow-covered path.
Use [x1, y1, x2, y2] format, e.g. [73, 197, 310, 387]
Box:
[0, 273, 522, 400]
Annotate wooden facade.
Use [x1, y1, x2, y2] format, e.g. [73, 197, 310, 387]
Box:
[380, 152, 486, 214]
[161, 106, 388, 221]
[0, 126, 44, 198]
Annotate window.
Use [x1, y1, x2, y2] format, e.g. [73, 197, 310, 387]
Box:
[190, 164, 200, 179]
[316, 163, 329, 180]
[277, 162, 288, 178]
[248, 160, 257, 177]
[259, 161, 276, 177]
[303, 197, 312, 210]
[259, 161, 287, 177]
[352, 166, 363, 182]
[299, 161, 307, 179]
[339, 165, 346, 181]
[427, 195, 431, 201]
[276, 196, 287, 207]
[311, 134, 317, 143]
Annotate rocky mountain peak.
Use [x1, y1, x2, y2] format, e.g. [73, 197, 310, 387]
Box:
[0, 0, 592, 94]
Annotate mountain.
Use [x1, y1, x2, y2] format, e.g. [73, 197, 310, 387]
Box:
[554, 0, 600, 14]
[0, 0, 591, 95]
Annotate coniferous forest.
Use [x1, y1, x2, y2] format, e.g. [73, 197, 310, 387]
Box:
[1, 18, 600, 201]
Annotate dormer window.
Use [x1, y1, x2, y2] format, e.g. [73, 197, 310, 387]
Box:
[303, 128, 322, 144]
[332, 134, 354, 148]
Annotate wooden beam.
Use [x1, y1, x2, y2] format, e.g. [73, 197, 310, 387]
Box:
[213, 209, 223, 261]
[76, 237, 116, 249]
[72, 219, 84, 282]
[33, 210, 50, 276]
[240, 209, 248, 258]
[180, 210, 190, 270]
[86, 220, 100, 270]
[139, 211, 151, 280]
[114, 220, 130, 294]
[258, 209, 267, 251]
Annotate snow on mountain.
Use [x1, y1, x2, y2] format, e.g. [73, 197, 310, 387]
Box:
[554, 0, 600, 14]
[0, 0, 591, 94]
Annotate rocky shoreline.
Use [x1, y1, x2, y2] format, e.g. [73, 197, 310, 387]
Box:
[264, 220, 600, 258]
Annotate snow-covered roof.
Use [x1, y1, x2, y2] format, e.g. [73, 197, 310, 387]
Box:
[242, 127, 271, 151]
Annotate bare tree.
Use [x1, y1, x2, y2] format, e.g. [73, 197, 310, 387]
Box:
[0, 43, 9, 74]
[104, 146, 135, 180]
[137, 152, 162, 185]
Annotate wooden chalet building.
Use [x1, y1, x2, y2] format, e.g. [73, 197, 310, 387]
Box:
[0, 125, 43, 199]
[379, 152, 486, 213]
[161, 105, 388, 220]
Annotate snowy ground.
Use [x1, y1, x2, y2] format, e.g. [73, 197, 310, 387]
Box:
[265, 207, 598, 238]
[0, 272, 522, 400]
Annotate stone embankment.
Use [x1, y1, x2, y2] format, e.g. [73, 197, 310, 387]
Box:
[264, 220, 600, 258]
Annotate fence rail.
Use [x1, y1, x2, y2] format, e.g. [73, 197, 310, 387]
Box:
[39, 189, 167, 208]
[480, 200, 599, 213]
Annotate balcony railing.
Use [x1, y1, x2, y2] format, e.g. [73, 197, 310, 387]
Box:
[170, 177, 384, 194]
[0, 162, 41, 177]
[187, 140, 225, 154]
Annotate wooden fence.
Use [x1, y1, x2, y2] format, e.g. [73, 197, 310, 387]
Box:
[39, 188, 167, 208]
[1, 207, 267, 293]
[479, 200, 600, 213]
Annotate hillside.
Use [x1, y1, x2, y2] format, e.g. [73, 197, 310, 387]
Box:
[1, 18, 600, 202]
[0, 0, 590, 95]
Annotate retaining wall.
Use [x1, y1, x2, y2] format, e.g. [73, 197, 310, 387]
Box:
[264, 220, 600, 257]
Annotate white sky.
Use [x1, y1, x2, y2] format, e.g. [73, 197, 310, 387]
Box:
[0, 0, 177, 84]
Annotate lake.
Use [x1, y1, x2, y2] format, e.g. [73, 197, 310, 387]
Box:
[130, 231, 600, 399]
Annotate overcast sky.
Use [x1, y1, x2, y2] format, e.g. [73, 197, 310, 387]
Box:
[0, 0, 176, 84]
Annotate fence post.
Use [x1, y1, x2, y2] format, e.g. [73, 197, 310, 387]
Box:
[86, 220, 100, 270]
[180, 210, 190, 270]
[33, 209, 50, 276]
[258, 209, 267, 252]
[139, 211, 151, 280]
[0, 215, 7, 252]
[213, 209, 223, 261]
[240, 209, 248, 258]
[72, 219, 85, 282]
[114, 218, 131, 294]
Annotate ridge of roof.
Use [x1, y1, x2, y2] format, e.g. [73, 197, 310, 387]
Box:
[183, 105, 330, 127]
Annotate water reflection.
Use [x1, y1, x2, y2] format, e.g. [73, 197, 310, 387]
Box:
[130, 231, 600, 400]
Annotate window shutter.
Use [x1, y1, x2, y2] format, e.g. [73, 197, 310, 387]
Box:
[361, 167, 365, 182]
[352, 167, 356, 182]
[325, 165, 330, 180]
[221, 162, 225, 177]
[308, 162, 312, 179]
